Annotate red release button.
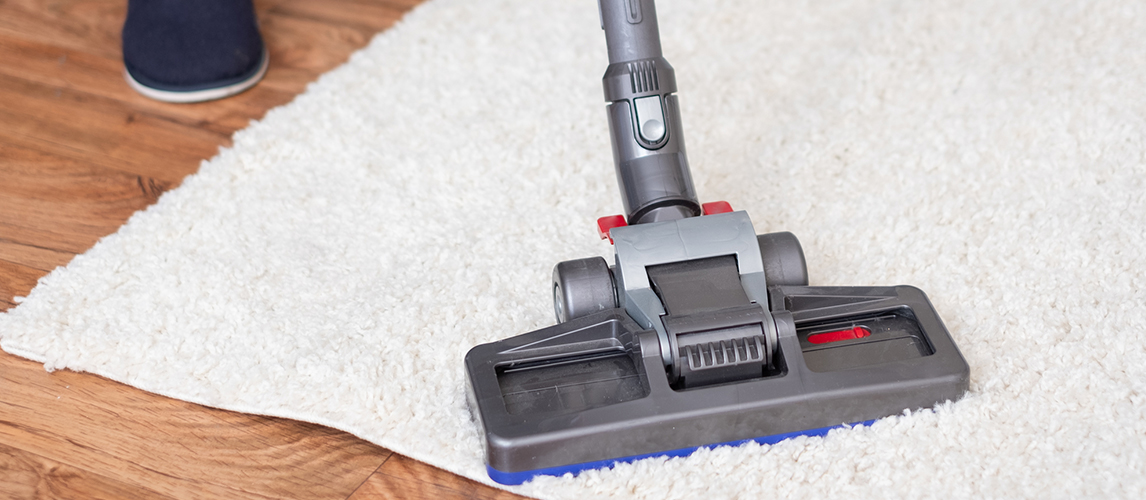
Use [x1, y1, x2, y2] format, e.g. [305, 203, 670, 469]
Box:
[597, 215, 628, 244]
[808, 326, 872, 345]
[702, 201, 734, 215]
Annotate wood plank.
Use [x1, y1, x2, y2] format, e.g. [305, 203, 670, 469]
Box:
[0, 71, 227, 183]
[257, 9, 376, 76]
[0, 2, 415, 182]
[0, 143, 166, 262]
[0, 143, 169, 203]
[0, 0, 416, 67]
[0, 260, 42, 310]
[266, 0, 423, 33]
[0, 0, 124, 60]
[0, 125, 189, 197]
[349, 454, 526, 500]
[0, 351, 393, 499]
[349, 473, 477, 500]
[0, 32, 293, 134]
[0, 241, 73, 273]
[0, 441, 172, 500]
[0, 3, 413, 136]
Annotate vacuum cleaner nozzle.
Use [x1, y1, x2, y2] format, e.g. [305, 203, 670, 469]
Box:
[464, 0, 969, 485]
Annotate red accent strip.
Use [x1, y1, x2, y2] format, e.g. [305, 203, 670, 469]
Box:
[701, 201, 734, 215]
[808, 326, 872, 345]
[597, 215, 628, 244]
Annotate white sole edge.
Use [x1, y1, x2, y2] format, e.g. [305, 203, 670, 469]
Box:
[124, 51, 270, 104]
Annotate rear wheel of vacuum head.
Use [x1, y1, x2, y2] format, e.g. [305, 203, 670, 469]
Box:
[757, 231, 809, 286]
[552, 257, 617, 323]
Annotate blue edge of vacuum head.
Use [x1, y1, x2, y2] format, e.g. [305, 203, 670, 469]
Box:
[487, 419, 877, 485]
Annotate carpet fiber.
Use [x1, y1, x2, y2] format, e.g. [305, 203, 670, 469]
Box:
[3, 0, 1145, 497]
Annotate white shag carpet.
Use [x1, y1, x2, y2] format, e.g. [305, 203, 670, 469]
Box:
[3, 0, 1145, 497]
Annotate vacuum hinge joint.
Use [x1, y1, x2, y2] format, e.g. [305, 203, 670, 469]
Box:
[662, 303, 775, 389]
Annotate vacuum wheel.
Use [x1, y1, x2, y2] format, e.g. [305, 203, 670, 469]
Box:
[757, 231, 809, 287]
[552, 257, 617, 323]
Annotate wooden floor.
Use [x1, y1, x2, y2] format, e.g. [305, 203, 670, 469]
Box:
[0, 1, 523, 498]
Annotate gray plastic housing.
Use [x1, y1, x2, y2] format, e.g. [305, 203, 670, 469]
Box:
[464, 284, 970, 478]
[610, 211, 777, 374]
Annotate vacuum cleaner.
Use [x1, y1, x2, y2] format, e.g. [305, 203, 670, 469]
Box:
[464, 0, 969, 485]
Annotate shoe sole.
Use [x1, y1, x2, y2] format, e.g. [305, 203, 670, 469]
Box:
[124, 50, 270, 104]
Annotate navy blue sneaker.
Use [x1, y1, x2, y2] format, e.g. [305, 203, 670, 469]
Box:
[122, 0, 268, 103]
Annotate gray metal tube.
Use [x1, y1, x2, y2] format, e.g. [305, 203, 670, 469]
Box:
[601, 0, 663, 64]
[600, 0, 700, 224]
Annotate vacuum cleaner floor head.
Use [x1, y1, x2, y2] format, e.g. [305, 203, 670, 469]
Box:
[463, 0, 969, 485]
[465, 217, 969, 485]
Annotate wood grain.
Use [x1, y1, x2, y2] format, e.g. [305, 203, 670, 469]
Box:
[0, 32, 289, 134]
[0, 262, 41, 310]
[0, 442, 170, 500]
[0, 143, 167, 258]
[0, 0, 124, 60]
[0, 352, 391, 499]
[0, 0, 528, 498]
[0, 71, 229, 183]
[352, 455, 524, 500]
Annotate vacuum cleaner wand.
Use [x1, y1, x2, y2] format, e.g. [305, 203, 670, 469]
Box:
[600, 0, 699, 224]
[464, 0, 969, 486]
